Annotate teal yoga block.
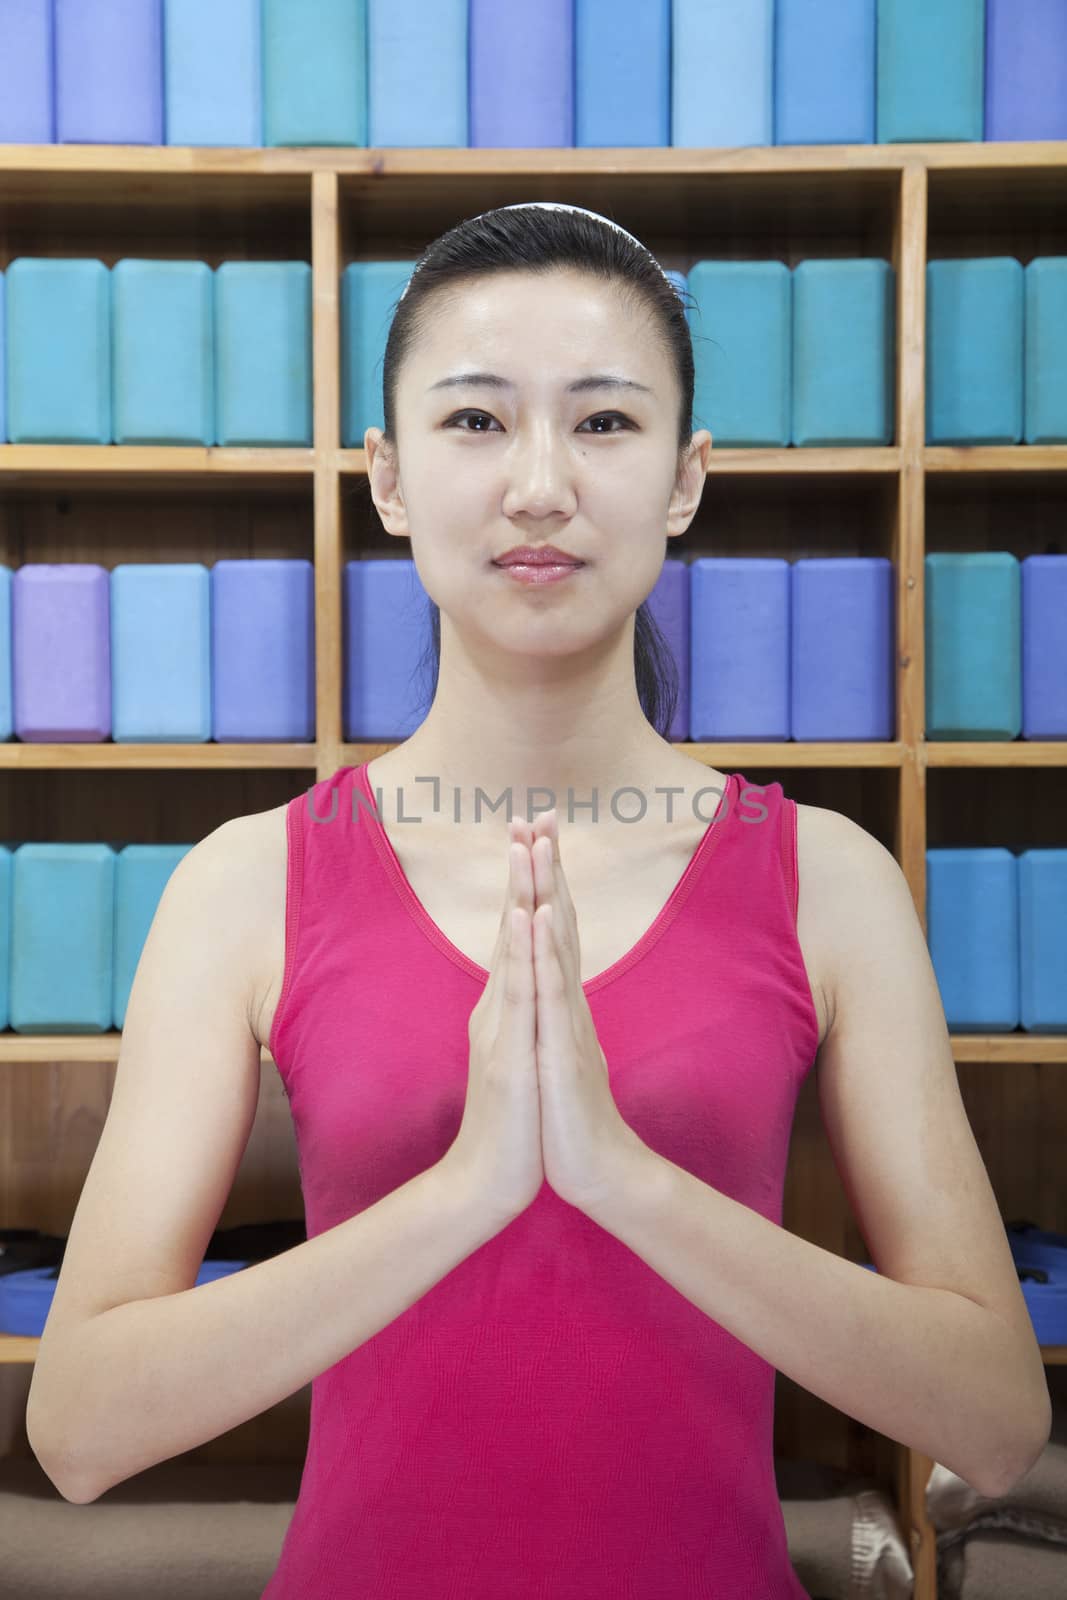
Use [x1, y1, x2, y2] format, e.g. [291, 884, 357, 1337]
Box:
[114, 843, 193, 1028]
[10, 843, 116, 1033]
[792, 259, 895, 445]
[112, 260, 214, 445]
[341, 260, 417, 445]
[215, 262, 312, 446]
[1025, 259, 1067, 445]
[263, 0, 367, 147]
[689, 261, 791, 447]
[0, 565, 11, 739]
[5, 258, 111, 443]
[926, 848, 1019, 1032]
[927, 259, 1024, 445]
[876, 0, 984, 143]
[0, 846, 10, 1029]
[925, 553, 1021, 740]
[110, 564, 212, 742]
[1019, 850, 1067, 1033]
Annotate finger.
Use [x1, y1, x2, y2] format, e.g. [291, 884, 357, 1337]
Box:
[531, 831, 581, 992]
[533, 903, 569, 1050]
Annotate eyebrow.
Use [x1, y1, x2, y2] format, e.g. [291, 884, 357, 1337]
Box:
[427, 371, 655, 397]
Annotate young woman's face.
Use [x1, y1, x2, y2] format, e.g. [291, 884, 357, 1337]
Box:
[390, 267, 691, 662]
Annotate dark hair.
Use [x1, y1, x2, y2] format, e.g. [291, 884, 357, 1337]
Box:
[378, 204, 697, 739]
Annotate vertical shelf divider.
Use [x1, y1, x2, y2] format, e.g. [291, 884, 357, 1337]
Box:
[311, 169, 344, 780]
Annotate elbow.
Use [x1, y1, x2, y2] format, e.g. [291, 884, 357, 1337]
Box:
[975, 1395, 1053, 1502]
[26, 1414, 99, 1506]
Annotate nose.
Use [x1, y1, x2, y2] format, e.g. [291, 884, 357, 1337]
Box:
[500, 418, 579, 521]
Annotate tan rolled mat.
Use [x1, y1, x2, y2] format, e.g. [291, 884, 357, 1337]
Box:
[776, 1457, 914, 1600]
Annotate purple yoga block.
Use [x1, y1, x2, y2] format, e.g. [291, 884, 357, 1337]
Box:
[986, 0, 1067, 142]
[55, 0, 164, 145]
[469, 0, 574, 147]
[1022, 555, 1067, 738]
[0, 0, 54, 143]
[211, 560, 315, 741]
[645, 559, 690, 742]
[13, 565, 111, 741]
[791, 558, 895, 741]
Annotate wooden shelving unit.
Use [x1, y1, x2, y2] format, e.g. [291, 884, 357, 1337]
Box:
[0, 139, 1065, 1600]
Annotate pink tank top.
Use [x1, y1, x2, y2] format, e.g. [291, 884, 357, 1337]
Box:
[262, 763, 819, 1599]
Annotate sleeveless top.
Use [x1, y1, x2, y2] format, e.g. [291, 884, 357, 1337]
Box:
[262, 762, 820, 1599]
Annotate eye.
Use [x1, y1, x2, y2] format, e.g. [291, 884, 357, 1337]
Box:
[443, 410, 635, 434]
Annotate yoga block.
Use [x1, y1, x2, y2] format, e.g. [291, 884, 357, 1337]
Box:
[0, 847, 9, 1029]
[774, 0, 875, 145]
[0, 567, 10, 737]
[164, 0, 261, 147]
[343, 560, 431, 739]
[690, 558, 790, 740]
[0, 0, 53, 142]
[1022, 556, 1067, 739]
[791, 558, 895, 740]
[926, 849, 1019, 1031]
[55, 0, 163, 145]
[925, 553, 1021, 740]
[211, 559, 315, 741]
[1025, 259, 1067, 444]
[262, 0, 367, 147]
[112, 260, 214, 445]
[13, 565, 111, 740]
[986, 0, 1067, 142]
[470, 0, 573, 147]
[672, 0, 772, 148]
[113, 844, 193, 1028]
[0, 269, 4, 441]
[215, 263, 312, 446]
[5, 259, 111, 443]
[340, 261, 416, 446]
[644, 558, 690, 742]
[792, 259, 895, 445]
[1019, 851, 1067, 1032]
[9, 844, 116, 1033]
[110, 564, 211, 742]
[689, 261, 791, 446]
[876, 0, 984, 143]
[576, 0, 670, 148]
[926, 259, 1024, 444]
[368, 0, 467, 147]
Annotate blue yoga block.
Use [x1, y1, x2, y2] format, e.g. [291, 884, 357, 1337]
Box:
[114, 844, 193, 1029]
[774, 0, 875, 145]
[791, 559, 895, 740]
[215, 263, 312, 446]
[13, 565, 111, 740]
[925, 553, 1021, 740]
[690, 558, 790, 740]
[645, 558, 689, 742]
[212, 559, 315, 741]
[689, 261, 791, 447]
[1019, 851, 1067, 1032]
[0, 0, 53, 143]
[368, 0, 467, 147]
[10, 844, 116, 1033]
[576, 0, 670, 148]
[927, 259, 1024, 445]
[0, 846, 10, 1028]
[672, 0, 773, 148]
[876, 0, 985, 143]
[926, 849, 1020, 1032]
[262, 0, 367, 147]
[164, 0, 261, 147]
[986, 0, 1067, 143]
[1025, 259, 1067, 445]
[55, 0, 163, 145]
[469, 0, 573, 148]
[340, 261, 417, 445]
[793, 259, 895, 445]
[112, 260, 214, 445]
[343, 560, 431, 739]
[5, 259, 111, 443]
[0, 566, 12, 738]
[110, 564, 212, 742]
[1022, 556, 1067, 739]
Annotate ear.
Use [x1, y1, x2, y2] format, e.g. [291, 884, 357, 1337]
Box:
[666, 429, 712, 540]
[365, 427, 411, 540]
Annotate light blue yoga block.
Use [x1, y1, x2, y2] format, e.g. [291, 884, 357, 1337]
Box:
[10, 844, 116, 1033]
[0, 847, 9, 1029]
[1019, 851, 1067, 1032]
[110, 564, 212, 742]
[343, 560, 431, 739]
[112, 260, 214, 445]
[689, 261, 791, 447]
[793, 260, 895, 445]
[927, 259, 1024, 445]
[340, 261, 417, 446]
[164, 0, 261, 147]
[114, 843, 193, 1029]
[215, 263, 312, 446]
[5, 259, 111, 443]
[926, 848, 1019, 1031]
[1022, 556, 1067, 739]
[368, 0, 466, 147]
[877, 0, 985, 143]
[576, 0, 670, 147]
[925, 553, 1021, 740]
[690, 558, 790, 740]
[1025, 259, 1067, 445]
[263, 0, 367, 147]
[672, 0, 773, 148]
[774, 0, 875, 145]
[791, 559, 895, 739]
[0, 566, 12, 739]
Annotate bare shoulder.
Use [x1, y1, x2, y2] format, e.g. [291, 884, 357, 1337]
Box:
[212, 801, 290, 1051]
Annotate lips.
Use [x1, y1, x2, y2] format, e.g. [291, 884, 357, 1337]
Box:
[493, 546, 584, 567]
